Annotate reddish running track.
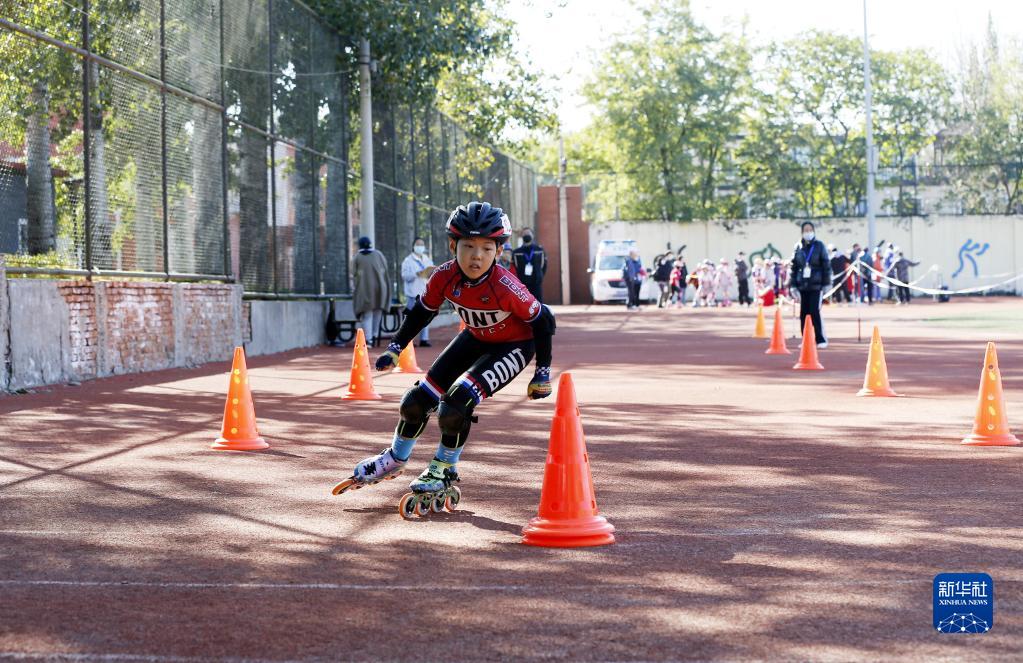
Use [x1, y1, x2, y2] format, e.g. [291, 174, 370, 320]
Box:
[1, 298, 1022, 661]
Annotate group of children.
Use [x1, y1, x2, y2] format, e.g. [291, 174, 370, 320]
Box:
[649, 255, 789, 308]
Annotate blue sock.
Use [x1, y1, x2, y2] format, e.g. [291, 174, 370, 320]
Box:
[390, 435, 417, 462]
[434, 443, 463, 465]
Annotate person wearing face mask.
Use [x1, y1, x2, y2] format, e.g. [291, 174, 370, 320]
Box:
[790, 221, 832, 348]
[401, 237, 436, 347]
[511, 228, 547, 301]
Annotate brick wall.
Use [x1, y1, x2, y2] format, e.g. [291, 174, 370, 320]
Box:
[176, 284, 240, 367]
[0, 256, 8, 391]
[58, 282, 98, 379]
[100, 282, 176, 375]
[3, 278, 243, 390]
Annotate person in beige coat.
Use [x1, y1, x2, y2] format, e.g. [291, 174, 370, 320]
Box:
[352, 236, 391, 346]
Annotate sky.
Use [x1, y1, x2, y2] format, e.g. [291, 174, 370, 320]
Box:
[503, 0, 1023, 133]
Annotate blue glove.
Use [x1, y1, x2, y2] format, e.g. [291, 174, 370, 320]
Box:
[526, 366, 552, 400]
[375, 342, 402, 371]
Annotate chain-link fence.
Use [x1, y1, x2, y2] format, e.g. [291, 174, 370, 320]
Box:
[0, 0, 537, 298]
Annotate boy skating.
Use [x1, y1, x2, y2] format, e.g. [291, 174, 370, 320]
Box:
[331, 202, 556, 518]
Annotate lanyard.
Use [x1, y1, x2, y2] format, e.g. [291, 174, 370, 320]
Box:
[804, 242, 815, 266]
[524, 246, 535, 263]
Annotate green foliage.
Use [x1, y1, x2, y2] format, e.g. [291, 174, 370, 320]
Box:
[580, 0, 750, 221]
[944, 24, 1023, 214]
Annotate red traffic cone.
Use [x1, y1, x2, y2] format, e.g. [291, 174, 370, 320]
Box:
[342, 328, 382, 400]
[793, 316, 824, 370]
[212, 347, 269, 451]
[394, 343, 423, 374]
[522, 373, 615, 548]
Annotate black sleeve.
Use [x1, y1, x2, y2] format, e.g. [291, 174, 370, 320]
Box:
[529, 304, 556, 367]
[392, 298, 437, 348]
[819, 242, 832, 284]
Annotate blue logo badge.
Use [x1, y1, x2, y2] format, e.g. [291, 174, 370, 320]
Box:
[933, 573, 993, 633]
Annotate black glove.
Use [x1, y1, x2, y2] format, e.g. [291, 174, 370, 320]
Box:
[375, 342, 402, 371]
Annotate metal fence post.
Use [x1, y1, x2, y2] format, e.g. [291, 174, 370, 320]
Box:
[81, 0, 93, 277]
[159, 0, 170, 280]
[219, 0, 230, 280]
[267, 0, 278, 294]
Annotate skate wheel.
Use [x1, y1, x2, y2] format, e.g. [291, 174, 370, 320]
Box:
[385, 472, 401, 480]
[414, 498, 429, 517]
[331, 477, 357, 496]
[430, 495, 445, 513]
[398, 493, 418, 520]
[444, 486, 461, 512]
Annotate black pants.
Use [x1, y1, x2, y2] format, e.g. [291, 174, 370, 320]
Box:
[523, 281, 543, 303]
[831, 278, 848, 303]
[798, 289, 825, 344]
[626, 280, 641, 307]
[737, 279, 751, 305]
[425, 331, 535, 403]
[898, 285, 911, 303]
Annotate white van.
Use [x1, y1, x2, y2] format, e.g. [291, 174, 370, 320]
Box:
[589, 239, 657, 304]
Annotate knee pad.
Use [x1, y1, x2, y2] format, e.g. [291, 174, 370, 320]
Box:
[437, 388, 476, 440]
[397, 384, 437, 438]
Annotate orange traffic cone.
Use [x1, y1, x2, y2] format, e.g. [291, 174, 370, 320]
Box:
[522, 373, 615, 548]
[793, 316, 824, 370]
[857, 326, 898, 397]
[342, 328, 382, 400]
[765, 306, 791, 355]
[753, 304, 768, 338]
[962, 342, 1020, 446]
[212, 347, 269, 451]
[394, 342, 423, 374]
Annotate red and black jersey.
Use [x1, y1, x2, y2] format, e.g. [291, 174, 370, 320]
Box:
[420, 261, 541, 343]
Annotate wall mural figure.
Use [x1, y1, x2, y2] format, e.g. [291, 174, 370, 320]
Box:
[748, 242, 783, 264]
[953, 239, 989, 278]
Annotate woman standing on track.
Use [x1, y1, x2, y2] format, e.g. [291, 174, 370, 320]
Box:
[789, 221, 832, 348]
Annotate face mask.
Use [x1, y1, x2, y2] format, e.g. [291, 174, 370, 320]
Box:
[803, 232, 815, 242]
[522, 235, 533, 244]
[413, 245, 426, 255]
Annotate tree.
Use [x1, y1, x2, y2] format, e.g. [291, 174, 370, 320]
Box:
[872, 49, 951, 214]
[946, 21, 1023, 214]
[580, 0, 750, 221]
[0, 3, 82, 255]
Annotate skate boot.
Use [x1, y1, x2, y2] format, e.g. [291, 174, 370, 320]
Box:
[331, 448, 407, 496]
[398, 458, 461, 519]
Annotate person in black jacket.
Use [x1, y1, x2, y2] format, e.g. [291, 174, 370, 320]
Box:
[511, 228, 547, 301]
[828, 244, 850, 304]
[790, 221, 832, 347]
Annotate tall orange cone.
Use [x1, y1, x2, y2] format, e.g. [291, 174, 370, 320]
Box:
[793, 316, 824, 370]
[765, 306, 791, 355]
[962, 342, 1020, 446]
[342, 328, 382, 400]
[393, 342, 423, 374]
[857, 326, 898, 396]
[522, 373, 615, 548]
[752, 304, 768, 338]
[212, 347, 269, 451]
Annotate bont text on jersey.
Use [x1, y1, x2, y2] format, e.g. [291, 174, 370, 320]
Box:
[451, 302, 512, 331]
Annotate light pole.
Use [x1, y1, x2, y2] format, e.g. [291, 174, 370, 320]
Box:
[863, 0, 876, 250]
[359, 38, 375, 243]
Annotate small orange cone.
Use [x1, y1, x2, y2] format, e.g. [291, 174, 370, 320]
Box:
[753, 304, 768, 338]
[212, 347, 269, 451]
[857, 326, 898, 397]
[342, 328, 382, 400]
[393, 342, 423, 374]
[522, 373, 615, 548]
[765, 306, 791, 355]
[793, 316, 824, 370]
[962, 342, 1020, 446]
